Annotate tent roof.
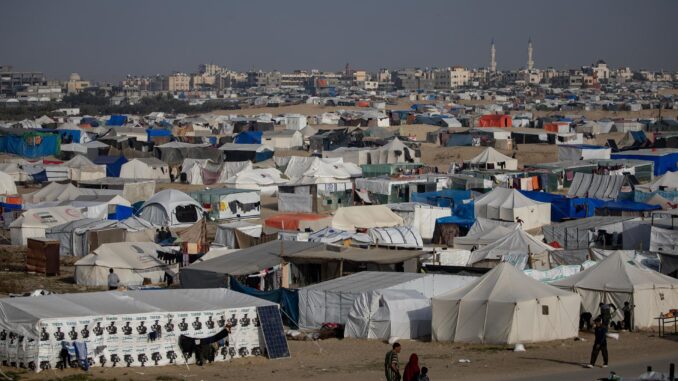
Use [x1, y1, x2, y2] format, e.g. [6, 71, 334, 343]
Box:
[300, 271, 425, 292]
[475, 187, 547, 209]
[141, 189, 201, 211]
[434, 262, 575, 303]
[75, 242, 166, 269]
[552, 251, 678, 292]
[467, 228, 554, 264]
[468, 147, 516, 165]
[282, 244, 424, 265]
[332, 205, 404, 231]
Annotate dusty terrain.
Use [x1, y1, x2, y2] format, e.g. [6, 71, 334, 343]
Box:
[2, 331, 676, 381]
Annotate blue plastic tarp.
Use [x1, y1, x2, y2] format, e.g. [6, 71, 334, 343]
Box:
[58, 129, 81, 143]
[229, 277, 299, 327]
[31, 170, 48, 183]
[446, 134, 473, 147]
[254, 150, 274, 162]
[93, 155, 127, 177]
[108, 205, 134, 220]
[0, 202, 22, 211]
[435, 215, 475, 229]
[80, 117, 100, 127]
[146, 129, 172, 141]
[596, 200, 660, 212]
[521, 191, 596, 221]
[234, 131, 262, 144]
[411, 190, 472, 209]
[106, 115, 127, 126]
[611, 151, 678, 176]
[0, 133, 60, 158]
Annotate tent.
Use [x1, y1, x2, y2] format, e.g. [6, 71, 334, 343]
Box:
[432, 262, 581, 344]
[138, 189, 203, 227]
[63, 155, 106, 182]
[453, 218, 518, 250]
[332, 205, 404, 231]
[10, 206, 84, 246]
[93, 155, 128, 177]
[542, 216, 634, 250]
[284, 156, 361, 184]
[466, 228, 555, 269]
[521, 191, 596, 221]
[74, 242, 175, 287]
[468, 147, 518, 170]
[552, 251, 678, 329]
[474, 188, 551, 230]
[558, 145, 611, 161]
[119, 158, 169, 180]
[0, 170, 17, 194]
[0, 289, 276, 371]
[219, 143, 273, 163]
[612, 149, 678, 176]
[299, 271, 476, 329]
[265, 213, 331, 231]
[223, 168, 288, 197]
[344, 290, 431, 340]
[369, 138, 418, 164]
[386, 203, 452, 240]
[368, 226, 423, 249]
[636, 171, 678, 192]
[213, 221, 263, 248]
[234, 131, 262, 144]
[0, 129, 60, 158]
[567, 173, 623, 200]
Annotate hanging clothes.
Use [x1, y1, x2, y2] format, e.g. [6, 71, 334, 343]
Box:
[178, 329, 230, 366]
[532, 176, 540, 191]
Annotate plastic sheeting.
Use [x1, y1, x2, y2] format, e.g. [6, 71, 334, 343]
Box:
[386, 203, 451, 240]
[368, 226, 423, 249]
[467, 228, 554, 268]
[542, 216, 633, 250]
[567, 173, 623, 200]
[331, 205, 403, 231]
[229, 277, 299, 327]
[474, 188, 551, 230]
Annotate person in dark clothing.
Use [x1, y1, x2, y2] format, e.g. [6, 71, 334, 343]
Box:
[622, 302, 633, 331]
[599, 302, 617, 327]
[579, 312, 593, 331]
[586, 318, 608, 368]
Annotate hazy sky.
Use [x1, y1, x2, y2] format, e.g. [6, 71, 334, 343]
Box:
[2, 0, 677, 82]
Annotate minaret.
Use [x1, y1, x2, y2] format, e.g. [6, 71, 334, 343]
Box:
[490, 38, 497, 72]
[527, 37, 534, 71]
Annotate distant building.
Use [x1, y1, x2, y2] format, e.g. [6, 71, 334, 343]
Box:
[591, 60, 610, 82]
[165, 73, 190, 92]
[247, 70, 281, 88]
[0, 65, 46, 97]
[435, 66, 470, 89]
[393, 69, 435, 91]
[66, 73, 90, 94]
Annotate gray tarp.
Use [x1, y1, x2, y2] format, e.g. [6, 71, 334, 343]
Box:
[542, 216, 634, 249]
[567, 173, 623, 200]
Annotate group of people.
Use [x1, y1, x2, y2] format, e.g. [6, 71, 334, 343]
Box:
[155, 227, 173, 244]
[586, 301, 634, 369]
[385, 343, 429, 381]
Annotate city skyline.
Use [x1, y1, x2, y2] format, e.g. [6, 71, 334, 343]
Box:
[2, 0, 677, 82]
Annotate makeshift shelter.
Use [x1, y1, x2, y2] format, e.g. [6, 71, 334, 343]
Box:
[453, 218, 518, 250]
[468, 147, 518, 170]
[636, 171, 678, 192]
[154, 141, 222, 167]
[234, 131, 262, 144]
[567, 173, 624, 200]
[368, 226, 423, 249]
[612, 149, 678, 176]
[74, 242, 174, 287]
[474, 188, 551, 230]
[558, 145, 611, 161]
[552, 251, 678, 329]
[0, 289, 277, 371]
[93, 155, 127, 177]
[138, 189, 203, 227]
[119, 158, 169, 180]
[299, 271, 476, 329]
[386, 203, 452, 240]
[521, 191, 597, 221]
[219, 143, 273, 162]
[63, 155, 106, 182]
[331, 205, 404, 231]
[466, 228, 555, 269]
[189, 188, 261, 220]
[368, 138, 418, 164]
[10, 206, 84, 245]
[432, 262, 581, 344]
[0, 129, 60, 158]
[261, 130, 303, 150]
[213, 221, 268, 249]
[223, 168, 288, 197]
[344, 290, 431, 340]
[0, 170, 18, 195]
[542, 216, 634, 250]
[265, 213, 331, 231]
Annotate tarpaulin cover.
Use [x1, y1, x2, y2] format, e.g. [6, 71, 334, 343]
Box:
[446, 134, 473, 147]
[435, 215, 474, 229]
[109, 204, 134, 220]
[265, 213, 329, 231]
[597, 200, 660, 212]
[411, 190, 472, 209]
[521, 191, 596, 221]
[234, 131, 262, 144]
[229, 277, 299, 327]
[93, 155, 128, 177]
[0, 131, 60, 158]
[106, 115, 127, 126]
[146, 128, 172, 138]
[567, 172, 623, 200]
[612, 151, 678, 176]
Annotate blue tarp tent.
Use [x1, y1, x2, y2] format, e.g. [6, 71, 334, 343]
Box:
[80, 117, 100, 127]
[434, 215, 475, 230]
[108, 205, 134, 220]
[446, 134, 474, 146]
[411, 190, 472, 209]
[612, 150, 678, 176]
[229, 277, 299, 327]
[521, 191, 596, 221]
[0, 130, 60, 158]
[595, 200, 660, 213]
[93, 155, 127, 177]
[106, 115, 127, 126]
[57, 129, 82, 144]
[146, 128, 172, 141]
[234, 131, 262, 144]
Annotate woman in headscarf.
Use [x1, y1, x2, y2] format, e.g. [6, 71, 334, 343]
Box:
[402, 353, 420, 381]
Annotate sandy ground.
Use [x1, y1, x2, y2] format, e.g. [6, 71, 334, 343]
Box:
[3, 331, 676, 381]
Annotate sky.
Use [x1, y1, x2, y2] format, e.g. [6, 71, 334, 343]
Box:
[1, 0, 677, 82]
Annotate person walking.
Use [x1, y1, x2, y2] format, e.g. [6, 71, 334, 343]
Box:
[402, 353, 420, 381]
[384, 342, 401, 381]
[622, 301, 633, 331]
[586, 318, 609, 368]
[107, 268, 120, 290]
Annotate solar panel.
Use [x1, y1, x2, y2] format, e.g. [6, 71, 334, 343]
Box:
[256, 305, 290, 359]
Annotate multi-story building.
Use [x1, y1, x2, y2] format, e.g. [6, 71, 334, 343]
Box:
[246, 70, 281, 88]
[0, 65, 46, 97]
[164, 73, 190, 92]
[281, 71, 311, 88]
[393, 69, 435, 91]
[434, 66, 470, 89]
[66, 73, 91, 94]
[591, 60, 610, 82]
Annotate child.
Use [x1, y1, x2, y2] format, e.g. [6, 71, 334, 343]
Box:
[420, 366, 430, 381]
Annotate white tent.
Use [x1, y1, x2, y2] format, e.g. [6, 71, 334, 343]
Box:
[75, 242, 174, 287]
[119, 158, 169, 180]
[138, 189, 203, 227]
[63, 155, 106, 182]
[298, 271, 476, 329]
[0, 162, 29, 182]
[558, 145, 611, 161]
[0, 289, 276, 372]
[331, 205, 404, 231]
[70, 194, 132, 219]
[369, 138, 418, 164]
[387, 203, 451, 240]
[468, 147, 518, 170]
[344, 289, 432, 340]
[10, 206, 84, 245]
[552, 251, 678, 329]
[466, 228, 555, 269]
[216, 161, 253, 184]
[474, 188, 551, 230]
[453, 218, 518, 250]
[636, 171, 678, 192]
[223, 168, 288, 197]
[432, 262, 581, 344]
[284, 156, 361, 184]
[0, 170, 17, 194]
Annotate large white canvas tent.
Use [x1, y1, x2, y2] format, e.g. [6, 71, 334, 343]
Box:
[74, 242, 174, 287]
[387, 203, 451, 240]
[636, 171, 678, 192]
[223, 168, 288, 197]
[119, 158, 169, 180]
[369, 138, 418, 164]
[432, 262, 581, 344]
[552, 251, 678, 329]
[468, 147, 518, 170]
[0, 170, 17, 194]
[284, 156, 362, 184]
[10, 206, 84, 246]
[63, 155, 106, 181]
[467, 228, 555, 269]
[23, 182, 118, 205]
[331, 205, 404, 231]
[344, 289, 431, 340]
[0, 289, 278, 371]
[298, 271, 476, 329]
[474, 188, 551, 230]
[453, 218, 518, 250]
[139, 189, 203, 227]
